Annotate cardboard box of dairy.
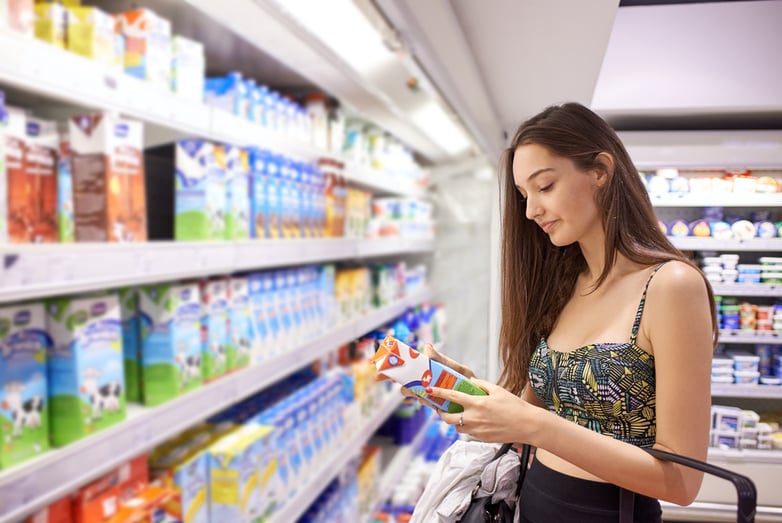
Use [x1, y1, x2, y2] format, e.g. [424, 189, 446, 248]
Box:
[21, 117, 59, 243]
[172, 35, 205, 103]
[69, 114, 147, 242]
[66, 6, 115, 67]
[0, 91, 8, 243]
[57, 128, 75, 242]
[138, 283, 202, 406]
[46, 293, 126, 447]
[117, 9, 172, 90]
[200, 278, 228, 382]
[174, 139, 226, 241]
[34, 2, 67, 48]
[0, 303, 50, 469]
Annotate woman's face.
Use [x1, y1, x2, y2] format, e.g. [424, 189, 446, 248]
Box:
[512, 143, 604, 247]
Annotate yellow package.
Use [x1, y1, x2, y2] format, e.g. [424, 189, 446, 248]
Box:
[208, 425, 269, 523]
[66, 6, 115, 67]
[34, 2, 66, 47]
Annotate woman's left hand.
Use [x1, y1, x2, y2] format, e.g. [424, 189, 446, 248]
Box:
[429, 378, 532, 443]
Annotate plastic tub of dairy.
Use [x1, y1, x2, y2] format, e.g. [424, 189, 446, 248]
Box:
[760, 376, 781, 386]
[711, 374, 734, 384]
[734, 371, 760, 385]
[731, 354, 760, 372]
[712, 431, 740, 449]
[712, 357, 734, 370]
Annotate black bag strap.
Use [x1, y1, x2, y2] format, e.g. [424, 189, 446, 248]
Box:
[620, 447, 757, 523]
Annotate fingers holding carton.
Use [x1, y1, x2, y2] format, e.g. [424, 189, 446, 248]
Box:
[370, 335, 486, 413]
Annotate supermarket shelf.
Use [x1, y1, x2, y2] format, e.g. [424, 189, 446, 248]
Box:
[0, 289, 430, 523]
[718, 330, 782, 345]
[269, 390, 404, 523]
[670, 237, 782, 252]
[0, 29, 425, 198]
[662, 501, 782, 522]
[708, 447, 782, 465]
[361, 412, 437, 523]
[711, 283, 782, 297]
[712, 383, 782, 399]
[0, 238, 435, 303]
[0, 28, 211, 140]
[650, 193, 782, 208]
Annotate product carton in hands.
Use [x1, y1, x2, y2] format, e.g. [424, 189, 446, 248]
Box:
[371, 335, 486, 413]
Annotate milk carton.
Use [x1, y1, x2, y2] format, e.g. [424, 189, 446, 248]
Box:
[174, 140, 226, 241]
[22, 117, 59, 243]
[151, 445, 209, 523]
[46, 293, 125, 447]
[228, 277, 254, 371]
[247, 273, 269, 364]
[66, 6, 115, 67]
[207, 425, 269, 523]
[117, 9, 172, 91]
[171, 35, 205, 103]
[119, 288, 140, 402]
[371, 335, 487, 414]
[69, 114, 147, 242]
[266, 154, 282, 239]
[248, 148, 268, 239]
[0, 92, 8, 243]
[0, 303, 49, 468]
[200, 279, 228, 382]
[138, 283, 201, 406]
[5, 107, 27, 243]
[216, 145, 248, 240]
[33, 2, 67, 48]
[56, 128, 74, 242]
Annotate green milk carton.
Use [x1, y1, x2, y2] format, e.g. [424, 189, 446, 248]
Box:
[0, 303, 50, 468]
[119, 288, 141, 402]
[174, 139, 227, 241]
[46, 293, 126, 447]
[138, 283, 202, 406]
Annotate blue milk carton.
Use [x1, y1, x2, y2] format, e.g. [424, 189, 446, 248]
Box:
[228, 277, 254, 371]
[119, 287, 141, 402]
[285, 270, 303, 348]
[204, 72, 246, 116]
[248, 147, 269, 240]
[217, 144, 249, 240]
[247, 273, 269, 364]
[200, 278, 229, 382]
[266, 154, 282, 239]
[274, 271, 292, 353]
[46, 293, 125, 447]
[139, 283, 202, 406]
[262, 272, 282, 358]
[0, 303, 50, 468]
[174, 139, 227, 241]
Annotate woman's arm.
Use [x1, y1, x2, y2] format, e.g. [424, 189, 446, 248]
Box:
[432, 261, 713, 506]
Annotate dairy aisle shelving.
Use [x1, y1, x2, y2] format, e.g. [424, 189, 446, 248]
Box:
[644, 148, 782, 521]
[0, 0, 447, 519]
[0, 288, 432, 523]
[0, 238, 435, 303]
[268, 389, 405, 523]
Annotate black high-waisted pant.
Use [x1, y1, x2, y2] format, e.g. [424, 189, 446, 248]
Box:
[518, 458, 663, 523]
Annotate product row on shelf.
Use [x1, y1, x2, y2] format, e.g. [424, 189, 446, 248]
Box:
[0, 260, 430, 471]
[711, 345, 782, 387]
[0, 94, 433, 245]
[710, 404, 782, 451]
[1, 0, 426, 183]
[644, 168, 782, 198]
[660, 206, 782, 241]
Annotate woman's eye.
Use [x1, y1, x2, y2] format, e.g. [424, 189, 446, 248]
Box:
[540, 184, 553, 192]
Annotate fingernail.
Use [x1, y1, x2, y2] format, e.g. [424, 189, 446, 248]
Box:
[425, 387, 433, 394]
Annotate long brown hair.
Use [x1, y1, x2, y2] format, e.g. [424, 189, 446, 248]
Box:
[498, 102, 717, 395]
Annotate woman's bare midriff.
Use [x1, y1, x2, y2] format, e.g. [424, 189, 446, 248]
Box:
[534, 448, 608, 482]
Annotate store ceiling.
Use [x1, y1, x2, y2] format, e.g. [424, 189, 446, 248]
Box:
[376, 0, 782, 161]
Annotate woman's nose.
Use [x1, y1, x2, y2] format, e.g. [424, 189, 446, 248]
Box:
[525, 196, 541, 220]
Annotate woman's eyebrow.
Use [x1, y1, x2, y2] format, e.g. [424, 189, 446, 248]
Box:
[515, 167, 555, 190]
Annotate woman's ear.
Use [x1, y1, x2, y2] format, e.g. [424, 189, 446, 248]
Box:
[593, 152, 614, 187]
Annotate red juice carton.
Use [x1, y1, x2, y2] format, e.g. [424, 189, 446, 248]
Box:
[371, 335, 486, 413]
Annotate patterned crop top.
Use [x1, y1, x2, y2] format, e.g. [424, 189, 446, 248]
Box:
[528, 263, 667, 448]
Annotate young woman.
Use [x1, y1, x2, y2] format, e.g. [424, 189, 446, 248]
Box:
[424, 102, 716, 522]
